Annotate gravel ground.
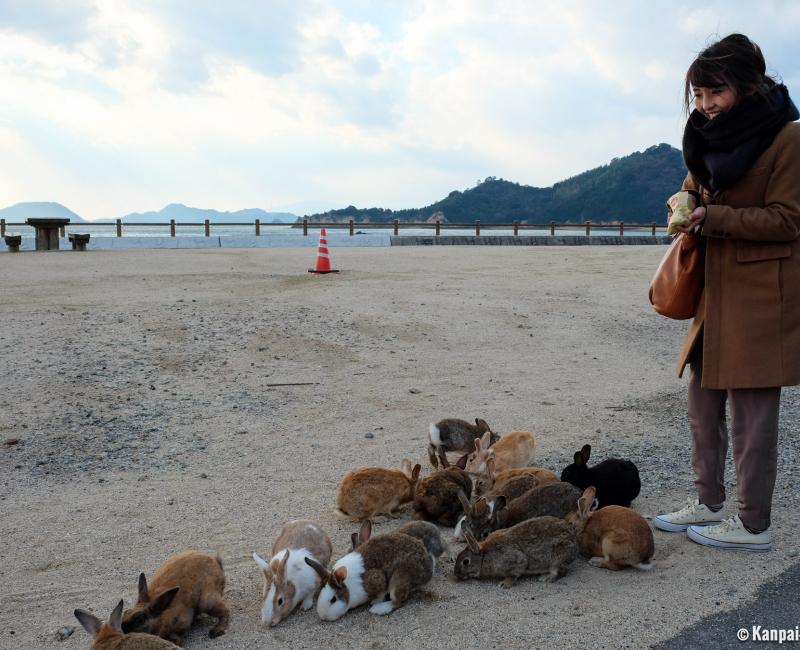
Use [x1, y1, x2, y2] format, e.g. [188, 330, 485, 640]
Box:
[0, 246, 797, 650]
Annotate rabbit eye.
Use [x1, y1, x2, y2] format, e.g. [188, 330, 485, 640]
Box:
[330, 596, 337, 604]
[277, 597, 283, 606]
[462, 558, 470, 566]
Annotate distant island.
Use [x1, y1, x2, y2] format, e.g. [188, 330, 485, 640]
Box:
[1, 143, 686, 226]
[306, 143, 686, 225]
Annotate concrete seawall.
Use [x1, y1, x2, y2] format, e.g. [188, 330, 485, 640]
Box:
[390, 235, 672, 245]
[2, 233, 672, 251]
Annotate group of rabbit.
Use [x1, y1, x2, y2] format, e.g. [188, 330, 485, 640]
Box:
[74, 417, 653, 648]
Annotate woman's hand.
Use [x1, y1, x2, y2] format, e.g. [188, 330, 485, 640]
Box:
[676, 206, 706, 234]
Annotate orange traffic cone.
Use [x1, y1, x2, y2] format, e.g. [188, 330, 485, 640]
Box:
[308, 228, 340, 274]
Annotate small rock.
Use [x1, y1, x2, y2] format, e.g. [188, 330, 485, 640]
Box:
[56, 625, 75, 641]
[199, 473, 208, 479]
[4, 437, 19, 446]
[408, 388, 421, 394]
[364, 433, 375, 439]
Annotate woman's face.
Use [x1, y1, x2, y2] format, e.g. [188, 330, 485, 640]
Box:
[693, 85, 737, 119]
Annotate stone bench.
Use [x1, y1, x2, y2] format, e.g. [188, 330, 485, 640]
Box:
[68, 233, 91, 251]
[4, 233, 22, 252]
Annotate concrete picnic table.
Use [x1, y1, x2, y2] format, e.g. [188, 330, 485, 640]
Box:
[25, 217, 70, 250]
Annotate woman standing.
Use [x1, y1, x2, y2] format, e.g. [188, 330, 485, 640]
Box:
[653, 34, 800, 550]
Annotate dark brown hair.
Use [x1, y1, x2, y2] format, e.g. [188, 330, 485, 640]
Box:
[684, 34, 776, 111]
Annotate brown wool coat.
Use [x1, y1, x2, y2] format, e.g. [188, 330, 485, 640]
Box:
[676, 121, 800, 389]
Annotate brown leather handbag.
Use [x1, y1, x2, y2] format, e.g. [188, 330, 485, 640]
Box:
[649, 232, 705, 320]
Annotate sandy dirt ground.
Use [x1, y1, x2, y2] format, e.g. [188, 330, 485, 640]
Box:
[1, 246, 797, 650]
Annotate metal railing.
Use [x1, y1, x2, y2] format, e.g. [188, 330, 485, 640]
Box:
[1, 218, 667, 238]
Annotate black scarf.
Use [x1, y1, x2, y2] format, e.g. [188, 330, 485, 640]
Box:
[682, 83, 799, 192]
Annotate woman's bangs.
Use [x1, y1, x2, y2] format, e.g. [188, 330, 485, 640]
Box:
[687, 59, 726, 90]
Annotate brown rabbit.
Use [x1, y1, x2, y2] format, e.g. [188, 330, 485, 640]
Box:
[455, 474, 543, 541]
[427, 418, 497, 468]
[454, 517, 577, 586]
[490, 466, 559, 492]
[336, 459, 422, 521]
[566, 486, 655, 571]
[121, 551, 228, 644]
[472, 460, 558, 498]
[351, 520, 446, 565]
[466, 430, 535, 474]
[75, 599, 182, 649]
[413, 453, 473, 526]
[496, 482, 582, 530]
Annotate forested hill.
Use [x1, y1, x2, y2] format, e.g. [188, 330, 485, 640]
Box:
[308, 143, 686, 224]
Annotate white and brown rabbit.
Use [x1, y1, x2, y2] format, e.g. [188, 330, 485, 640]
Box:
[75, 599, 182, 649]
[454, 517, 577, 586]
[427, 418, 497, 468]
[566, 486, 655, 571]
[306, 526, 433, 620]
[466, 430, 535, 474]
[252, 519, 333, 626]
[336, 459, 422, 521]
[121, 551, 228, 644]
[413, 452, 473, 526]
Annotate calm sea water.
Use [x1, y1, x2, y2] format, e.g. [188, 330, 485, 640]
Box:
[4, 224, 664, 238]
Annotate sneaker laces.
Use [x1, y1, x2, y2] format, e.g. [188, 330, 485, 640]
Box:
[674, 497, 701, 517]
[709, 516, 741, 533]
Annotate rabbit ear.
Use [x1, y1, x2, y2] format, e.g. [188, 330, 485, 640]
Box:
[455, 453, 469, 470]
[464, 527, 481, 554]
[401, 458, 413, 476]
[359, 520, 372, 545]
[137, 572, 150, 604]
[573, 451, 585, 466]
[486, 457, 495, 477]
[149, 588, 179, 617]
[330, 566, 347, 589]
[480, 431, 492, 449]
[252, 552, 272, 576]
[304, 557, 330, 581]
[577, 486, 596, 518]
[109, 599, 124, 632]
[439, 453, 450, 468]
[580, 445, 591, 463]
[457, 489, 472, 514]
[411, 464, 421, 481]
[350, 532, 359, 551]
[474, 438, 482, 453]
[591, 498, 599, 512]
[277, 550, 290, 579]
[74, 609, 102, 635]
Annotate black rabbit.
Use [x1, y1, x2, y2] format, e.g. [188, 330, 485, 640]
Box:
[560, 444, 640, 508]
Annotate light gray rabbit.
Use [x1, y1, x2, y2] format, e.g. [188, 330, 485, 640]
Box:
[427, 418, 497, 468]
[454, 517, 577, 586]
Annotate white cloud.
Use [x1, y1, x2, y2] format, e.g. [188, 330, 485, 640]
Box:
[0, 0, 799, 217]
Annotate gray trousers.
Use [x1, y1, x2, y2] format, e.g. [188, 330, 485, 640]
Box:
[688, 343, 781, 531]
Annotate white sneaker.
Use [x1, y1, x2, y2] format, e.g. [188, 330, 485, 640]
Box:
[687, 515, 772, 551]
[653, 497, 723, 532]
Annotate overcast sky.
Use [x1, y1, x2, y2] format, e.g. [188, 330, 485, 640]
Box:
[1, 1, 798, 219]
